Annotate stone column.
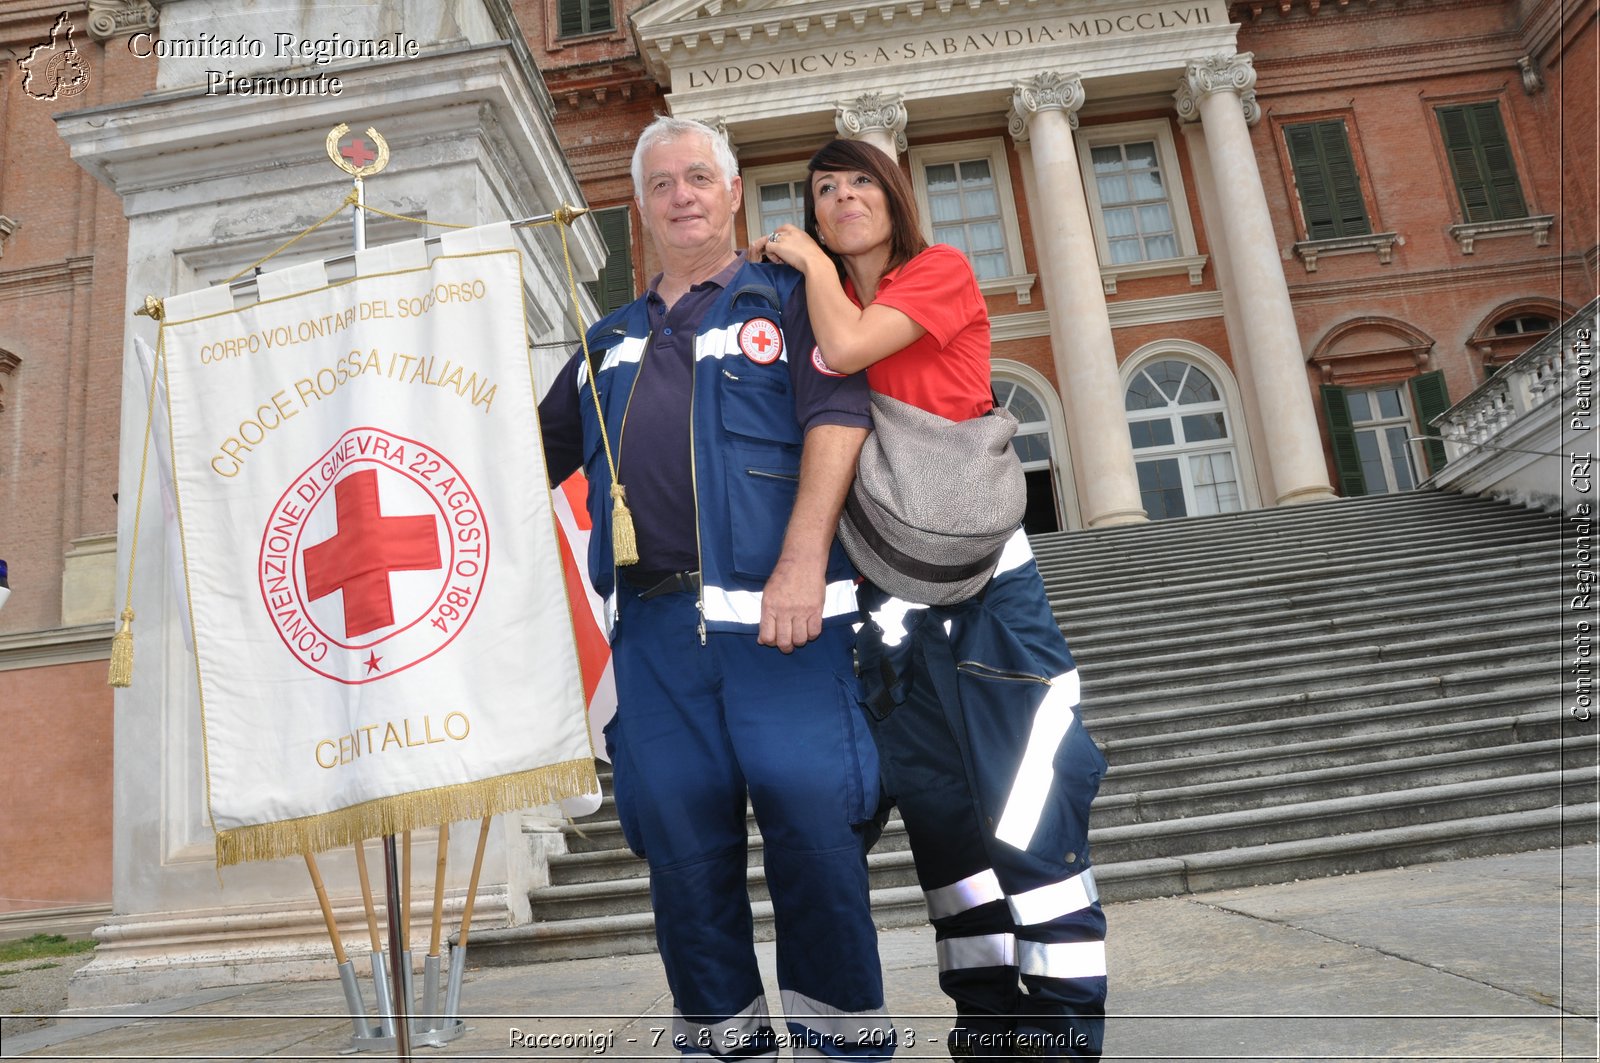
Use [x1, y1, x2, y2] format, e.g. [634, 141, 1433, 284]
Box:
[1175, 55, 1335, 505]
[834, 91, 908, 160]
[1008, 72, 1146, 527]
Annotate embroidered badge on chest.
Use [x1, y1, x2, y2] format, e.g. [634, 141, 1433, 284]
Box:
[737, 317, 783, 365]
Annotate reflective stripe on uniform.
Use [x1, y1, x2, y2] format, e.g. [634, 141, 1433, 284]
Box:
[673, 995, 773, 1055]
[575, 335, 648, 389]
[866, 595, 926, 649]
[701, 579, 858, 627]
[993, 527, 1035, 576]
[1007, 868, 1099, 926]
[925, 868, 1005, 920]
[780, 989, 894, 1044]
[1016, 939, 1107, 980]
[993, 669, 1082, 851]
[937, 932, 1018, 972]
[695, 324, 791, 363]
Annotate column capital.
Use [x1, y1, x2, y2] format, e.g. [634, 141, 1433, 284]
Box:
[87, 0, 159, 42]
[834, 92, 908, 153]
[1174, 53, 1261, 126]
[1007, 72, 1084, 142]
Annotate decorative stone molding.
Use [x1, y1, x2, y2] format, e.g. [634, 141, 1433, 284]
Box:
[1448, 214, 1554, 254]
[0, 215, 17, 258]
[1174, 54, 1261, 126]
[0, 350, 17, 413]
[1517, 56, 1544, 95]
[834, 92, 908, 153]
[1100, 254, 1207, 294]
[86, 0, 158, 41]
[1006, 71, 1084, 141]
[1291, 231, 1399, 272]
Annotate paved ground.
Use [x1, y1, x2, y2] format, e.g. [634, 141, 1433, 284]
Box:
[1, 845, 1596, 1061]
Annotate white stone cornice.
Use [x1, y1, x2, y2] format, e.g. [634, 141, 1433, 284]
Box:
[1174, 53, 1260, 125]
[1007, 71, 1084, 141]
[86, 0, 158, 41]
[834, 91, 908, 151]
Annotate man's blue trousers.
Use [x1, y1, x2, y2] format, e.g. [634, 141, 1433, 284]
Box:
[605, 584, 894, 1060]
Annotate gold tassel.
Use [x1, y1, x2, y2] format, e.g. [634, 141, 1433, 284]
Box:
[611, 482, 639, 567]
[108, 607, 135, 687]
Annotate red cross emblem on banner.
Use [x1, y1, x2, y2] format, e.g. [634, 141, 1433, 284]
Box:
[303, 469, 442, 638]
[738, 318, 783, 365]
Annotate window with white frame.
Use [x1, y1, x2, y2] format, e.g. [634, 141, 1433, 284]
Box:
[1076, 120, 1204, 292]
[992, 377, 1063, 533]
[741, 163, 809, 247]
[1125, 359, 1242, 520]
[1346, 385, 1420, 494]
[909, 139, 1034, 301]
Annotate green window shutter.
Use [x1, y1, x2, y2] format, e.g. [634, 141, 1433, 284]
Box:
[557, 0, 586, 36]
[1321, 385, 1367, 496]
[584, 207, 633, 316]
[586, 0, 615, 32]
[1408, 370, 1452, 475]
[1467, 103, 1528, 221]
[1437, 103, 1527, 223]
[1286, 121, 1370, 240]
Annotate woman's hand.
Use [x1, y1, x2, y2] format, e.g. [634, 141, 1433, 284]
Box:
[751, 223, 830, 275]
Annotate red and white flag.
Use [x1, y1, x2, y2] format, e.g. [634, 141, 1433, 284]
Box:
[154, 226, 598, 865]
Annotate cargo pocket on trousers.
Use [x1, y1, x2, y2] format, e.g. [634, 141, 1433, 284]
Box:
[834, 674, 883, 830]
[602, 717, 647, 859]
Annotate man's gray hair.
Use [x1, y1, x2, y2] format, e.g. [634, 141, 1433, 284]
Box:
[631, 116, 739, 202]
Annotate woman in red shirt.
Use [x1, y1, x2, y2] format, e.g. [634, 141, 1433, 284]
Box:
[754, 139, 1109, 1062]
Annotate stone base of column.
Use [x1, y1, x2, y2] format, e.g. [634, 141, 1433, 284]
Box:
[1275, 484, 1340, 506]
[1086, 506, 1150, 528]
[67, 886, 520, 1008]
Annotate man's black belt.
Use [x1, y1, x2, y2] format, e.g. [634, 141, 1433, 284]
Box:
[623, 569, 702, 600]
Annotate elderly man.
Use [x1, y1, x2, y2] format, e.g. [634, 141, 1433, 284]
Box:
[538, 117, 893, 1061]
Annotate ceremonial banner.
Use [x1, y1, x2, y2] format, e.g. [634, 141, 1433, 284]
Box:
[157, 232, 597, 865]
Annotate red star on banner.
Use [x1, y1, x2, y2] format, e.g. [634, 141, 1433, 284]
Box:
[364, 652, 383, 674]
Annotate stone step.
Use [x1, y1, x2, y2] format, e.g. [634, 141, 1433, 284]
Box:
[1035, 512, 1561, 581]
[1097, 711, 1570, 792]
[1088, 768, 1594, 866]
[479, 803, 1597, 967]
[1084, 648, 1559, 712]
[1046, 541, 1564, 622]
[1065, 580, 1552, 656]
[1092, 736, 1592, 827]
[1067, 604, 1555, 680]
[1038, 519, 1562, 592]
[1087, 660, 1559, 734]
[1096, 681, 1559, 763]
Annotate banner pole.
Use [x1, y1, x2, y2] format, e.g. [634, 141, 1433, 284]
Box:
[443, 815, 492, 1021]
[353, 837, 396, 1039]
[305, 853, 372, 1042]
[423, 821, 450, 1028]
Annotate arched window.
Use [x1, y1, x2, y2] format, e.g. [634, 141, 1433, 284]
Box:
[1125, 359, 1242, 520]
[992, 377, 1063, 533]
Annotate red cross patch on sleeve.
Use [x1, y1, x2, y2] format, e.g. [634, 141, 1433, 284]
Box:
[737, 317, 783, 365]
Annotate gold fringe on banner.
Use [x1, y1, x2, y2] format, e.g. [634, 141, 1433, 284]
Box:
[214, 758, 600, 867]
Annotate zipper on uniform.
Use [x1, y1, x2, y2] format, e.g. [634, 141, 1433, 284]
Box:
[746, 469, 799, 482]
[956, 660, 1050, 684]
[689, 333, 707, 646]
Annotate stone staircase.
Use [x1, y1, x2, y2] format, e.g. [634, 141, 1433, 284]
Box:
[473, 489, 1594, 964]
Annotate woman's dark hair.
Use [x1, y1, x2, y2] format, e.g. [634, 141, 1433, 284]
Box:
[803, 139, 928, 275]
